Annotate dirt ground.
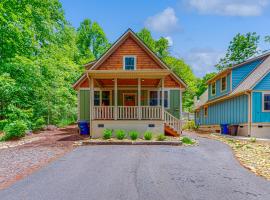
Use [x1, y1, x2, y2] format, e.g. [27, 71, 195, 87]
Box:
[0, 125, 84, 190]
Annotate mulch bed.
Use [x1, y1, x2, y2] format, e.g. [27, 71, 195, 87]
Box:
[78, 140, 182, 146]
[0, 125, 83, 190]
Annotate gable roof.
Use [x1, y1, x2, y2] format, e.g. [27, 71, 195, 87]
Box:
[207, 51, 270, 84]
[73, 29, 187, 89]
[195, 53, 270, 109]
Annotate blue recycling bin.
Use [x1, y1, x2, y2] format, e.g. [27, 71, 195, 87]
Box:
[220, 124, 229, 135]
[78, 121, 89, 135]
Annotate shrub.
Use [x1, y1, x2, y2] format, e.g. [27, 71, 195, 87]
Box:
[1, 120, 28, 141]
[103, 129, 113, 140]
[0, 120, 8, 131]
[129, 130, 139, 140]
[250, 137, 256, 143]
[183, 120, 196, 130]
[181, 136, 195, 145]
[144, 131, 153, 140]
[115, 129, 126, 140]
[156, 134, 166, 141]
[32, 118, 46, 131]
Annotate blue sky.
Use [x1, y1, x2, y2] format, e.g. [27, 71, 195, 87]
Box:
[60, 0, 270, 77]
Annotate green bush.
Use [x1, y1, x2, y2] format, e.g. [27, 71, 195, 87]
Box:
[250, 137, 256, 143]
[0, 120, 8, 131]
[1, 121, 28, 141]
[144, 131, 153, 140]
[103, 129, 113, 140]
[115, 129, 126, 140]
[183, 120, 196, 130]
[32, 118, 46, 131]
[181, 136, 195, 145]
[156, 134, 166, 141]
[129, 130, 139, 140]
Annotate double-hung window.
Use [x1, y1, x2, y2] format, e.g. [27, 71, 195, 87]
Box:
[263, 93, 270, 112]
[221, 76, 227, 92]
[159, 91, 169, 108]
[149, 91, 158, 106]
[204, 107, 208, 117]
[211, 82, 216, 96]
[123, 56, 136, 70]
[149, 90, 170, 108]
[94, 91, 111, 106]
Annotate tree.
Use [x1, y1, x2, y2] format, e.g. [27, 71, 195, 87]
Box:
[137, 28, 170, 59]
[77, 19, 110, 63]
[196, 72, 217, 97]
[216, 32, 260, 71]
[265, 36, 270, 44]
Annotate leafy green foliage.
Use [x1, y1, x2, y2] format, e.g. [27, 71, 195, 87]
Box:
[181, 136, 195, 145]
[129, 130, 139, 140]
[144, 131, 153, 140]
[156, 134, 166, 141]
[216, 32, 260, 71]
[183, 121, 196, 130]
[0, 120, 8, 131]
[1, 121, 28, 141]
[32, 118, 46, 132]
[77, 19, 110, 63]
[115, 129, 126, 140]
[103, 129, 113, 140]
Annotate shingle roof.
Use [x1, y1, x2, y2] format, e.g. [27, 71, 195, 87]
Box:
[195, 53, 270, 110]
[194, 89, 208, 109]
[231, 55, 270, 95]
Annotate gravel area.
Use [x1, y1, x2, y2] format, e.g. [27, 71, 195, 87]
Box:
[0, 125, 83, 189]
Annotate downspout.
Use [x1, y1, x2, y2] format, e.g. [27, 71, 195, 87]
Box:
[245, 91, 252, 137]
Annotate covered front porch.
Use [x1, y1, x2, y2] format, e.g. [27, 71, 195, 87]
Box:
[83, 69, 182, 136]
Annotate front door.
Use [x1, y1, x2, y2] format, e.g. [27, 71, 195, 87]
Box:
[123, 93, 136, 106]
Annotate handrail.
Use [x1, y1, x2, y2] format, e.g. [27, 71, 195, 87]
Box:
[164, 111, 181, 134]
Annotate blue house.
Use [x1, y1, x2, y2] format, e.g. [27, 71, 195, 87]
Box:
[194, 52, 270, 138]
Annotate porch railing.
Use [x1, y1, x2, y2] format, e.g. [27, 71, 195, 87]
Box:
[92, 106, 162, 120]
[164, 111, 181, 134]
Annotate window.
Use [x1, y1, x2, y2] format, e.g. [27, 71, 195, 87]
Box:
[94, 91, 111, 106]
[221, 76, 227, 92]
[159, 91, 169, 108]
[211, 82, 216, 96]
[263, 93, 270, 112]
[204, 107, 208, 117]
[149, 91, 158, 106]
[94, 91, 100, 106]
[123, 56, 136, 70]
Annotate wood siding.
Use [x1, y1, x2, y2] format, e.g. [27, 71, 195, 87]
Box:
[252, 92, 270, 123]
[195, 95, 248, 126]
[208, 73, 231, 100]
[253, 72, 270, 90]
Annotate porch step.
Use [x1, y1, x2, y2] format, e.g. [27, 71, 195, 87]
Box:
[164, 124, 179, 137]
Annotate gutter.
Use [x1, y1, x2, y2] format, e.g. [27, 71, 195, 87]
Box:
[245, 91, 252, 137]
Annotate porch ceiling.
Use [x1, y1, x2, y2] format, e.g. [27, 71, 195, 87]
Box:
[87, 69, 170, 79]
[96, 79, 160, 87]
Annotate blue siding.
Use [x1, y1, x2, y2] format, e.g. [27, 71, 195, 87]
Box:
[195, 95, 248, 126]
[253, 72, 270, 90]
[232, 59, 262, 89]
[252, 92, 270, 122]
[208, 73, 231, 100]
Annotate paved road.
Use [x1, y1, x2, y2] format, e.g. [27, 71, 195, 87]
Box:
[1, 135, 270, 200]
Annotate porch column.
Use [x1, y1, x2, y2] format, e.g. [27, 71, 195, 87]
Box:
[138, 78, 141, 120]
[114, 78, 118, 120]
[161, 78, 164, 120]
[90, 77, 94, 135]
[179, 90, 183, 120]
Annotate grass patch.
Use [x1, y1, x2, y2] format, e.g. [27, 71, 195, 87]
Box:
[181, 136, 195, 145]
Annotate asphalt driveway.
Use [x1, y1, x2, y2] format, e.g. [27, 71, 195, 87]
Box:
[1, 135, 270, 200]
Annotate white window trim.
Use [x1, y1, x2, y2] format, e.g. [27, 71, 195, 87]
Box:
[262, 92, 270, 112]
[211, 82, 216, 96]
[93, 90, 112, 106]
[220, 76, 227, 93]
[148, 89, 170, 109]
[123, 55, 137, 70]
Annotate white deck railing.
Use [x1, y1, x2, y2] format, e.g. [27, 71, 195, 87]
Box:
[92, 106, 162, 120]
[93, 106, 114, 120]
[164, 111, 181, 134]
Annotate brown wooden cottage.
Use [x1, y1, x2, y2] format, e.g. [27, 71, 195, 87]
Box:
[73, 29, 187, 138]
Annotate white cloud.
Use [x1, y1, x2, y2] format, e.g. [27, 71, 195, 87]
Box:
[145, 7, 179, 33]
[186, 0, 269, 16]
[165, 36, 173, 46]
[183, 48, 224, 77]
